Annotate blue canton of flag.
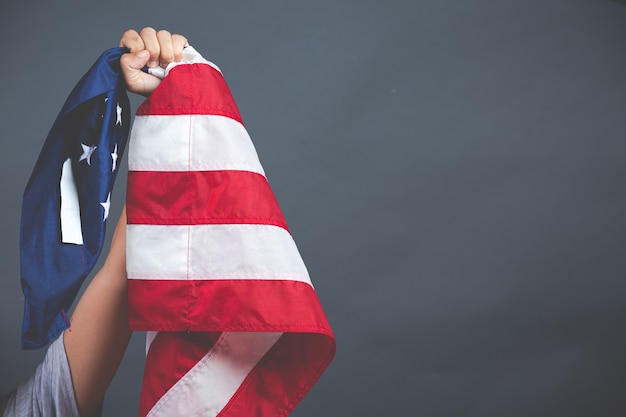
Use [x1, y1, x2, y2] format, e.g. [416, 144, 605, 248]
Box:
[20, 48, 130, 349]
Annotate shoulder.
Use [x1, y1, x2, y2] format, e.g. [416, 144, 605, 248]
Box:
[1, 336, 82, 417]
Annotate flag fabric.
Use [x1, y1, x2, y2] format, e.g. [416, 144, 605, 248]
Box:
[20, 48, 130, 349]
[126, 47, 336, 416]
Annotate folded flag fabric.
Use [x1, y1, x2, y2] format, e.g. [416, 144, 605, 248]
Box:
[126, 47, 336, 417]
[20, 48, 130, 349]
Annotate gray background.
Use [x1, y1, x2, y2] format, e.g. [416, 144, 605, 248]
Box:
[1, 1, 626, 416]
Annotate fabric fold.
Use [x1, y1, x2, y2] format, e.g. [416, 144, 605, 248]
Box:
[127, 47, 335, 417]
[20, 47, 131, 349]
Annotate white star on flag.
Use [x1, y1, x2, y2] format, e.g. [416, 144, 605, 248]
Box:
[116, 103, 122, 126]
[79, 143, 97, 165]
[100, 192, 111, 222]
[111, 143, 118, 172]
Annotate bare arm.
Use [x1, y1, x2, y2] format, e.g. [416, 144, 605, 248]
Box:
[62, 28, 188, 417]
[63, 207, 131, 417]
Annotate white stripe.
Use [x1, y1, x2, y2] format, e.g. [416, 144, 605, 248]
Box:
[128, 114, 265, 175]
[146, 331, 158, 356]
[147, 332, 282, 417]
[59, 158, 83, 245]
[126, 224, 312, 285]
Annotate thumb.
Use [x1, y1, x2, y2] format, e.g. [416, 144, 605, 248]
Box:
[120, 50, 150, 79]
[120, 50, 159, 96]
[126, 49, 150, 71]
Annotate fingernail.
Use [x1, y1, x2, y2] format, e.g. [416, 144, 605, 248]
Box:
[137, 50, 149, 59]
[148, 60, 158, 68]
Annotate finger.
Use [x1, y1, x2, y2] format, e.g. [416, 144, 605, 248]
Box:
[156, 30, 174, 68]
[120, 50, 160, 96]
[119, 29, 144, 51]
[171, 34, 188, 62]
[119, 50, 149, 91]
[139, 27, 160, 68]
[120, 49, 150, 72]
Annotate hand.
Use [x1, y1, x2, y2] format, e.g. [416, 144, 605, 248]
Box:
[119, 27, 188, 96]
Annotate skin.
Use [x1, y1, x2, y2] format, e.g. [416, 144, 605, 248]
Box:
[62, 28, 188, 417]
[119, 28, 188, 96]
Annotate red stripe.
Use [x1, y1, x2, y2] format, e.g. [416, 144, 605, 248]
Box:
[128, 279, 334, 336]
[126, 170, 288, 230]
[220, 333, 336, 417]
[139, 331, 222, 417]
[136, 64, 242, 124]
[138, 332, 336, 417]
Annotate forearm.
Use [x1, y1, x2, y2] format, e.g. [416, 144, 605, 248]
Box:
[63, 207, 131, 417]
[59, 29, 188, 416]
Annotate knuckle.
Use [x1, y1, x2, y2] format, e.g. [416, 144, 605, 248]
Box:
[120, 29, 141, 48]
[140, 26, 156, 36]
[122, 29, 137, 39]
[172, 34, 187, 44]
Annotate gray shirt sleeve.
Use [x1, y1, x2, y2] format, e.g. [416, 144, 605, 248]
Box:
[2, 335, 82, 417]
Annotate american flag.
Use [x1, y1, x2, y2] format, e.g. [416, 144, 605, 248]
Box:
[20, 48, 130, 350]
[126, 47, 336, 416]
